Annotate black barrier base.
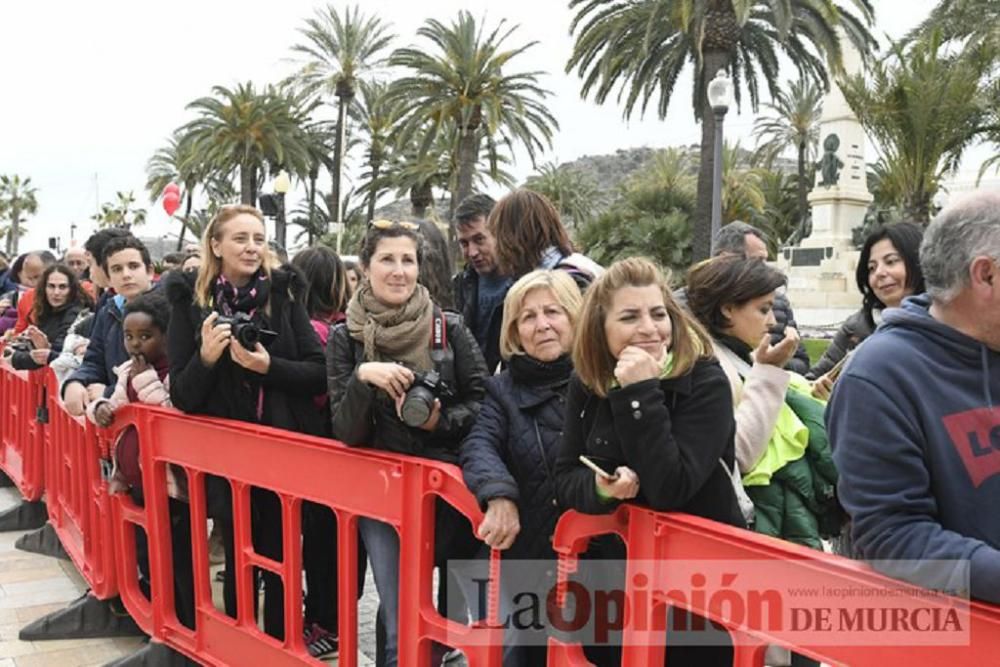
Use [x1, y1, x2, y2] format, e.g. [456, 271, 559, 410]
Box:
[0, 469, 14, 487]
[103, 641, 201, 667]
[15, 522, 71, 560]
[19, 592, 145, 640]
[0, 499, 48, 532]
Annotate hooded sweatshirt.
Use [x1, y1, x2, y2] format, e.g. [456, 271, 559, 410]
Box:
[827, 294, 1000, 603]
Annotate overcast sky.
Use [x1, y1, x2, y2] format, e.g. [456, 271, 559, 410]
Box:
[2, 0, 974, 253]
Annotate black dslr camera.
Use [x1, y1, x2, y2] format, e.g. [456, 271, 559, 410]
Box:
[400, 370, 454, 427]
[216, 312, 278, 349]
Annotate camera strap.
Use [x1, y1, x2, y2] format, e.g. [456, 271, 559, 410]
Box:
[429, 305, 447, 352]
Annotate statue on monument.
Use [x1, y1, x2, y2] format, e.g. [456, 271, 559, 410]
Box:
[816, 134, 844, 187]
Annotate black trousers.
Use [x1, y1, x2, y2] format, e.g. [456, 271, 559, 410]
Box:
[302, 500, 368, 632]
[131, 486, 196, 631]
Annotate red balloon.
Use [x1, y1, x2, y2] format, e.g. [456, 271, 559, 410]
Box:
[164, 183, 180, 196]
[163, 192, 181, 216]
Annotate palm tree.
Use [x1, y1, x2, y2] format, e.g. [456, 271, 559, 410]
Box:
[92, 191, 147, 229]
[291, 4, 395, 226]
[752, 78, 823, 227]
[720, 143, 767, 227]
[180, 82, 312, 205]
[146, 133, 208, 250]
[388, 11, 557, 229]
[841, 34, 988, 224]
[524, 163, 602, 227]
[0, 175, 39, 256]
[753, 169, 801, 253]
[566, 0, 876, 259]
[911, 0, 1000, 49]
[355, 80, 402, 222]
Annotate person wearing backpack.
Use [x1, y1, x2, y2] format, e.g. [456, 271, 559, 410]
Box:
[488, 189, 603, 292]
[327, 220, 487, 667]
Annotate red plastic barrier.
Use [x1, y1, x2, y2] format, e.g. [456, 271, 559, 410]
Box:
[109, 404, 504, 667]
[547, 506, 1000, 666]
[0, 360, 47, 501]
[43, 370, 119, 599]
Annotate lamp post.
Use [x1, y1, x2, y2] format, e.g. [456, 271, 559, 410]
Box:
[273, 169, 291, 251]
[707, 69, 733, 255]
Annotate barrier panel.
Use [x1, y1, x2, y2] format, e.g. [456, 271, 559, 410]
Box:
[0, 360, 47, 502]
[109, 404, 504, 667]
[547, 506, 1000, 666]
[43, 369, 119, 599]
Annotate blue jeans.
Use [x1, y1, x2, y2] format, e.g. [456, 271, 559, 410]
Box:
[359, 517, 400, 667]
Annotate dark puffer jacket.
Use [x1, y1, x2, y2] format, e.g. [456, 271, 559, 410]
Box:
[745, 389, 843, 549]
[63, 295, 131, 399]
[554, 359, 745, 528]
[327, 311, 487, 463]
[166, 268, 327, 515]
[10, 303, 87, 370]
[459, 359, 570, 560]
[807, 308, 874, 379]
[771, 293, 810, 375]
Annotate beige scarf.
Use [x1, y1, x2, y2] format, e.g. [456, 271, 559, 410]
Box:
[346, 282, 435, 371]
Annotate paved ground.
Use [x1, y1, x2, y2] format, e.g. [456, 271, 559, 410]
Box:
[0, 487, 386, 666]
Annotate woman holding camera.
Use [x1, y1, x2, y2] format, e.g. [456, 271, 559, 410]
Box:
[9, 264, 92, 371]
[327, 220, 487, 667]
[166, 204, 326, 641]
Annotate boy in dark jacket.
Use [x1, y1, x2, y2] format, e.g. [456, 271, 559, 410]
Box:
[61, 236, 154, 415]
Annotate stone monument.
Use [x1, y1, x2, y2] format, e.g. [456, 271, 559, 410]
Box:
[776, 32, 872, 327]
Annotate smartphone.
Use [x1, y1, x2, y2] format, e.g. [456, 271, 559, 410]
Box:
[826, 352, 851, 382]
[579, 455, 618, 481]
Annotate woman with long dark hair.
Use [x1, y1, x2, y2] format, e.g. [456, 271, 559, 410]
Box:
[10, 264, 92, 370]
[808, 222, 925, 381]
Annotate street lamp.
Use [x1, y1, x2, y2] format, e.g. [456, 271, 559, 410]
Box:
[273, 169, 291, 250]
[707, 69, 733, 255]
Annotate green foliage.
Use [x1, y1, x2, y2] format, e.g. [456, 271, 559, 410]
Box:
[524, 163, 602, 227]
[752, 169, 802, 255]
[841, 33, 989, 224]
[0, 174, 38, 256]
[577, 150, 696, 279]
[91, 191, 147, 229]
[803, 338, 831, 366]
[387, 11, 557, 209]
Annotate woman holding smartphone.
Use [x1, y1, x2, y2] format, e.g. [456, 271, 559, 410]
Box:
[554, 257, 743, 666]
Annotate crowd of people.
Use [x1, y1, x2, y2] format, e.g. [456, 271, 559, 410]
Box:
[1, 186, 998, 667]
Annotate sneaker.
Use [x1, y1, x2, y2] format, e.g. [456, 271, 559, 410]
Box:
[304, 622, 339, 659]
[441, 648, 464, 664]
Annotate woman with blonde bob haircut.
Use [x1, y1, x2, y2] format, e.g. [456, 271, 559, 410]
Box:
[166, 203, 326, 643]
[554, 257, 743, 666]
[461, 269, 583, 666]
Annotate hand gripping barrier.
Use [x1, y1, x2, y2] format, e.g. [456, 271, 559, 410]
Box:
[42, 369, 119, 599]
[547, 506, 1000, 666]
[0, 360, 47, 502]
[108, 404, 504, 667]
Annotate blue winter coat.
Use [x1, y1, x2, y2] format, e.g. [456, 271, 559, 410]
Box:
[459, 365, 569, 560]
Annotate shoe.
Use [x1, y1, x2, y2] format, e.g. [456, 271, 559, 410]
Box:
[441, 648, 463, 664]
[304, 622, 339, 659]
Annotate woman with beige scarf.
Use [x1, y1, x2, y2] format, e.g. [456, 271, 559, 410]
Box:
[326, 220, 487, 667]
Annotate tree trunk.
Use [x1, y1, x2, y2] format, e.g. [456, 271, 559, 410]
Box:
[797, 139, 809, 236]
[330, 93, 352, 230]
[367, 160, 381, 223]
[454, 114, 480, 216]
[176, 191, 193, 251]
[410, 182, 432, 219]
[240, 164, 255, 205]
[693, 51, 731, 261]
[9, 204, 20, 256]
[308, 169, 318, 246]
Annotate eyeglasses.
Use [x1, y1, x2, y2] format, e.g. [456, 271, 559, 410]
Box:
[369, 219, 419, 231]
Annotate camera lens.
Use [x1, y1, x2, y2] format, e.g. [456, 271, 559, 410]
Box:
[400, 386, 435, 427]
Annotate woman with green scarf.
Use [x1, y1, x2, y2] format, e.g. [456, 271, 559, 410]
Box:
[326, 220, 487, 667]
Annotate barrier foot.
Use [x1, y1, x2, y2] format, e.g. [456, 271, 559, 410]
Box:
[0, 499, 48, 532]
[15, 522, 71, 560]
[19, 592, 146, 640]
[103, 640, 200, 667]
[0, 469, 13, 487]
